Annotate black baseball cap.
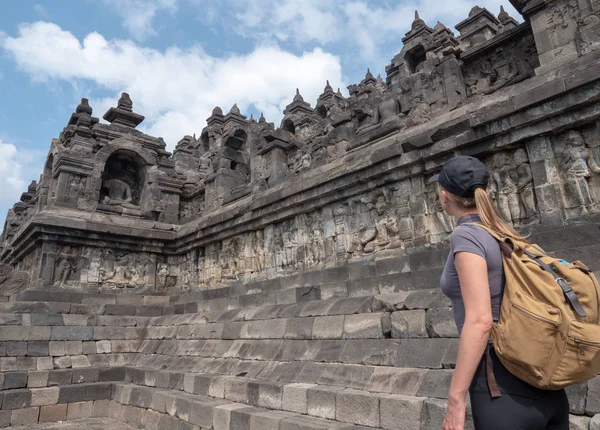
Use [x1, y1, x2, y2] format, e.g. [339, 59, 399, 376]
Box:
[428, 155, 489, 198]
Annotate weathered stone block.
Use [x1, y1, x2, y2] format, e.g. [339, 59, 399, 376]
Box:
[48, 370, 72, 386]
[570, 415, 591, 430]
[213, 403, 250, 430]
[28, 371, 49, 388]
[10, 407, 39, 426]
[3, 372, 28, 389]
[39, 404, 67, 423]
[31, 387, 60, 406]
[37, 357, 53, 371]
[282, 383, 315, 414]
[391, 311, 427, 339]
[285, 318, 314, 339]
[566, 383, 588, 415]
[67, 401, 93, 420]
[58, 385, 87, 404]
[7, 341, 27, 356]
[312, 316, 344, 339]
[344, 313, 387, 339]
[426, 308, 458, 338]
[404, 290, 451, 310]
[591, 414, 600, 430]
[28, 341, 50, 357]
[380, 394, 425, 430]
[3, 389, 32, 409]
[250, 410, 297, 430]
[336, 389, 380, 427]
[92, 399, 111, 417]
[307, 385, 344, 419]
[51, 326, 93, 341]
[588, 376, 600, 415]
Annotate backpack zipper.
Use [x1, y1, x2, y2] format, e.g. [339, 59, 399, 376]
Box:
[512, 302, 560, 327]
[573, 337, 600, 356]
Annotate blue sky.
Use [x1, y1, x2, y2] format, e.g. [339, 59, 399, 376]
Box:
[0, 0, 520, 227]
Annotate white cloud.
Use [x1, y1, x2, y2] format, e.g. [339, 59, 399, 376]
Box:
[224, 0, 520, 60]
[99, 0, 177, 40]
[1, 22, 345, 149]
[0, 140, 26, 202]
[0, 140, 27, 229]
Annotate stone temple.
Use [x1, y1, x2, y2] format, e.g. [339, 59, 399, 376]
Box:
[1, 0, 600, 428]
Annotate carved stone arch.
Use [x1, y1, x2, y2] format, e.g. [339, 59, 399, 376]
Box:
[316, 105, 328, 119]
[92, 140, 155, 212]
[405, 44, 427, 74]
[225, 129, 248, 150]
[282, 119, 296, 134]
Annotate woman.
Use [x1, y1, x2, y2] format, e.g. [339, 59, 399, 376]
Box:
[430, 156, 570, 430]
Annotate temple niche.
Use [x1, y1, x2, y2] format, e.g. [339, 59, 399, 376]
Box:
[98, 151, 144, 216]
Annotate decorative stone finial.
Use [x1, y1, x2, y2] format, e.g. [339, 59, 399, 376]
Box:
[294, 88, 305, 102]
[102, 92, 144, 128]
[259, 113, 266, 124]
[498, 5, 510, 22]
[249, 113, 256, 122]
[366, 68, 374, 80]
[325, 80, 333, 92]
[117, 93, 133, 112]
[469, 6, 483, 17]
[230, 104, 241, 115]
[434, 21, 446, 32]
[76, 98, 93, 115]
[337, 88, 342, 96]
[412, 10, 425, 28]
[212, 106, 223, 116]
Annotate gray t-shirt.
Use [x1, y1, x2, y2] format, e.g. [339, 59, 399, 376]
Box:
[440, 215, 505, 334]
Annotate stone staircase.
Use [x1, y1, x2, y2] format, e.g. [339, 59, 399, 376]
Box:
[1, 222, 600, 429]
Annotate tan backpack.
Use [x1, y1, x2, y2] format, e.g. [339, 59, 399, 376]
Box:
[476, 223, 600, 391]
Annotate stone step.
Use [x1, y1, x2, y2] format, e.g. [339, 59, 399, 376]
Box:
[0, 383, 113, 428]
[112, 382, 392, 429]
[1, 368, 125, 391]
[9, 418, 136, 430]
[14, 291, 169, 307]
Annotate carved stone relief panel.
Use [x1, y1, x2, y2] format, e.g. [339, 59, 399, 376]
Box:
[552, 129, 600, 218]
[485, 149, 539, 226]
[463, 34, 538, 98]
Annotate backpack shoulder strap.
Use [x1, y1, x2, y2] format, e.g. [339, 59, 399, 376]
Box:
[466, 222, 515, 257]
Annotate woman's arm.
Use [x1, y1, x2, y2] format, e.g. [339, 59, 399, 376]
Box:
[443, 251, 493, 430]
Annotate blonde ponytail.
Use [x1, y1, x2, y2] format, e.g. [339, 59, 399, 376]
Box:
[473, 187, 528, 242]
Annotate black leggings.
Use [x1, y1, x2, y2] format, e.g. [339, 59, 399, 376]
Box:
[469, 348, 570, 430]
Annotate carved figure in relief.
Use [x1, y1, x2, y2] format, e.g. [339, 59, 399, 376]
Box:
[554, 131, 593, 213]
[220, 239, 238, 280]
[54, 246, 77, 286]
[332, 204, 352, 256]
[406, 95, 430, 127]
[305, 213, 324, 267]
[513, 149, 539, 224]
[102, 178, 139, 209]
[66, 176, 85, 202]
[356, 94, 403, 134]
[252, 230, 265, 274]
[488, 152, 520, 225]
[274, 228, 284, 270]
[157, 264, 170, 288]
[361, 195, 402, 253]
[282, 229, 298, 269]
[579, 14, 600, 54]
[424, 180, 453, 234]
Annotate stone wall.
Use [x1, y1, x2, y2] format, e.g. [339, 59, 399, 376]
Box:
[2, 1, 600, 294]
